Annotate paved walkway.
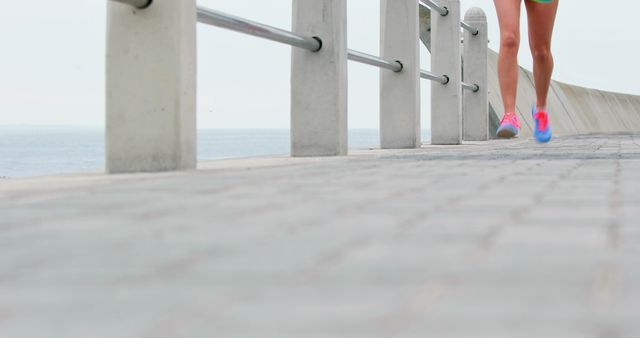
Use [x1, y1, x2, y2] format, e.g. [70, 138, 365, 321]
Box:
[1, 134, 640, 338]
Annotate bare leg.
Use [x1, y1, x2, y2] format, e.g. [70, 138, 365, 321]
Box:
[525, 0, 559, 110]
[494, 0, 522, 115]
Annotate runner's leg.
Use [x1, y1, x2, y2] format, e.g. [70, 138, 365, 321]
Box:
[525, 0, 559, 110]
[494, 0, 522, 115]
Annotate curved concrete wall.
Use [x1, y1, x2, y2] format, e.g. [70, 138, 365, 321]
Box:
[420, 6, 640, 138]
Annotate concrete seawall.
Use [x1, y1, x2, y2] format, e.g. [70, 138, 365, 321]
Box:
[420, 6, 640, 139]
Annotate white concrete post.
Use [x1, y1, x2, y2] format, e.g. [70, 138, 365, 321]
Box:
[291, 0, 348, 156]
[431, 0, 462, 145]
[380, 0, 421, 149]
[462, 8, 489, 141]
[106, 0, 197, 173]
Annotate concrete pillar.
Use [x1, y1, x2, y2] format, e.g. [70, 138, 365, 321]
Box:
[291, 0, 348, 156]
[380, 0, 421, 149]
[462, 8, 489, 141]
[106, 0, 197, 173]
[431, 0, 462, 145]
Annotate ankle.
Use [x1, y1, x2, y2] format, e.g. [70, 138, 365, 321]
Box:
[536, 106, 548, 113]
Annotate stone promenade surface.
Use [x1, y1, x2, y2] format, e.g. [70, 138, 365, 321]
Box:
[1, 133, 640, 338]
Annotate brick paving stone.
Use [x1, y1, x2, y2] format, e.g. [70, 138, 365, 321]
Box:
[0, 134, 639, 337]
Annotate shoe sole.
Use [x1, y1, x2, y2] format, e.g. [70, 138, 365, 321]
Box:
[534, 133, 552, 143]
[497, 127, 518, 139]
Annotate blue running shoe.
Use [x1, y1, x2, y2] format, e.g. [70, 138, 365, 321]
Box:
[496, 112, 520, 138]
[532, 106, 552, 143]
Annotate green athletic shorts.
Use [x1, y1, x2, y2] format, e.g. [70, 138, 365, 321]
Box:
[528, 0, 553, 3]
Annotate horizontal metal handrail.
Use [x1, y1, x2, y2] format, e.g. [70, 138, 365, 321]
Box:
[348, 50, 403, 73]
[419, 0, 448, 16]
[111, 0, 152, 9]
[462, 82, 480, 92]
[197, 6, 322, 52]
[421, 70, 449, 84]
[461, 21, 479, 35]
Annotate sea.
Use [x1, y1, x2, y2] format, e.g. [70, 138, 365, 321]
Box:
[0, 126, 431, 179]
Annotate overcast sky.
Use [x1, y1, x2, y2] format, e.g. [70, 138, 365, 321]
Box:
[0, 0, 638, 129]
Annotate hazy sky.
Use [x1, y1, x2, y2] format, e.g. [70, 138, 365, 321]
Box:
[0, 0, 638, 128]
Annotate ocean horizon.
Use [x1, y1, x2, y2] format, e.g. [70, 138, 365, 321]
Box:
[0, 126, 431, 179]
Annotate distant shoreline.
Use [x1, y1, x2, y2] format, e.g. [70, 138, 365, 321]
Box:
[2, 128, 430, 179]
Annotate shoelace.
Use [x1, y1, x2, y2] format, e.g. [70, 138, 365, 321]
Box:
[534, 112, 549, 131]
[500, 113, 521, 129]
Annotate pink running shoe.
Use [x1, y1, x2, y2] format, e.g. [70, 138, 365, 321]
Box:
[496, 112, 520, 138]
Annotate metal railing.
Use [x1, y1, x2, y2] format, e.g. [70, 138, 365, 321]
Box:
[197, 7, 322, 52]
[196, 4, 456, 153]
[198, 6, 408, 75]
[105, 0, 490, 173]
[420, 0, 480, 36]
[347, 50, 403, 73]
[418, 0, 481, 94]
[196, 5, 454, 81]
[462, 82, 480, 92]
[461, 21, 479, 36]
[114, 1, 453, 83]
[421, 70, 449, 84]
[420, 0, 449, 16]
[460, 12, 481, 92]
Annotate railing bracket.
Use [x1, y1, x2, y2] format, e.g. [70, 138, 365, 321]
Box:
[311, 37, 323, 52]
[394, 61, 404, 73]
[110, 0, 153, 9]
